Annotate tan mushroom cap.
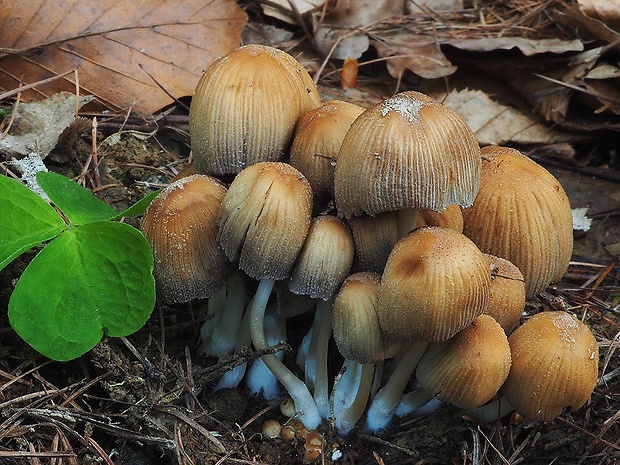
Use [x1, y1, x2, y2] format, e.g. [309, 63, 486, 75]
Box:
[462, 145, 573, 298]
[289, 100, 365, 204]
[501, 311, 599, 422]
[377, 226, 491, 342]
[189, 44, 321, 176]
[289, 215, 355, 300]
[332, 272, 401, 364]
[483, 254, 526, 334]
[334, 90, 481, 218]
[217, 162, 313, 280]
[416, 204, 464, 233]
[346, 211, 399, 274]
[141, 174, 229, 304]
[416, 314, 511, 409]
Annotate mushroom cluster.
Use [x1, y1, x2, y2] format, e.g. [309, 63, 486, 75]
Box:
[140, 44, 598, 440]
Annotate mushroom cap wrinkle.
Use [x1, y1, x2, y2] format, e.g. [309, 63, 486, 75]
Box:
[334, 90, 481, 218]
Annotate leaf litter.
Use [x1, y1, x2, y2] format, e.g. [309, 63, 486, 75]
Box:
[2, 0, 620, 464]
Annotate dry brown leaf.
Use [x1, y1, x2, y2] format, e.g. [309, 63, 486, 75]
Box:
[578, 0, 620, 26]
[261, 0, 326, 24]
[0, 0, 247, 115]
[435, 89, 582, 146]
[445, 37, 584, 56]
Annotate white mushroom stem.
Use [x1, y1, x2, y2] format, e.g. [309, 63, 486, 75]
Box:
[249, 278, 322, 429]
[245, 315, 286, 400]
[394, 388, 436, 417]
[308, 299, 333, 419]
[465, 396, 515, 423]
[366, 341, 428, 432]
[199, 271, 247, 359]
[333, 361, 374, 435]
[213, 307, 251, 391]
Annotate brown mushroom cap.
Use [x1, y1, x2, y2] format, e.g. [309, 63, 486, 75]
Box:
[289, 215, 355, 300]
[289, 100, 365, 204]
[334, 90, 481, 219]
[332, 272, 401, 364]
[141, 174, 229, 304]
[416, 314, 511, 409]
[501, 311, 599, 421]
[377, 226, 491, 342]
[483, 254, 526, 334]
[189, 44, 321, 176]
[216, 162, 313, 280]
[462, 145, 573, 297]
[346, 211, 399, 274]
[416, 204, 464, 233]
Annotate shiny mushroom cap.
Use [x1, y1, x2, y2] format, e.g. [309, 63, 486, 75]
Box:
[141, 174, 229, 304]
[501, 311, 599, 422]
[189, 44, 321, 176]
[416, 314, 511, 409]
[289, 100, 365, 205]
[377, 226, 491, 342]
[217, 162, 313, 280]
[462, 145, 573, 297]
[332, 272, 401, 364]
[334, 90, 481, 218]
[289, 215, 355, 300]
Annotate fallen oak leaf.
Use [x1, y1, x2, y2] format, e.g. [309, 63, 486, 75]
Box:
[0, 0, 247, 116]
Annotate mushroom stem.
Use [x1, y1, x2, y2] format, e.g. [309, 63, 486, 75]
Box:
[466, 396, 515, 423]
[366, 341, 428, 432]
[246, 314, 287, 400]
[309, 299, 333, 419]
[249, 278, 322, 429]
[334, 361, 374, 435]
[394, 388, 435, 417]
[213, 307, 251, 391]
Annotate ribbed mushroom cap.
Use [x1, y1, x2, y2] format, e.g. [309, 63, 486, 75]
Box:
[501, 311, 599, 421]
[189, 44, 321, 176]
[289, 215, 355, 300]
[483, 254, 526, 334]
[416, 204, 464, 233]
[462, 145, 573, 298]
[346, 211, 399, 274]
[217, 162, 313, 280]
[416, 314, 511, 409]
[334, 90, 481, 218]
[141, 174, 229, 304]
[377, 226, 491, 342]
[332, 272, 401, 364]
[289, 100, 365, 204]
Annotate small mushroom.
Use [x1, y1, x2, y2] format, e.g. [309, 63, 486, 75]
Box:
[346, 211, 399, 274]
[501, 311, 599, 421]
[483, 254, 526, 334]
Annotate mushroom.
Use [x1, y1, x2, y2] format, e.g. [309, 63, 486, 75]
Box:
[330, 272, 400, 434]
[346, 211, 399, 274]
[216, 161, 321, 428]
[288, 215, 355, 418]
[189, 44, 321, 176]
[416, 204, 464, 233]
[334, 90, 481, 237]
[416, 314, 512, 409]
[462, 145, 573, 297]
[289, 100, 365, 207]
[140, 174, 228, 304]
[501, 311, 599, 422]
[366, 226, 491, 431]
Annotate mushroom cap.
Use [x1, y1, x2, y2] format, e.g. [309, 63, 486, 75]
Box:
[289, 215, 355, 300]
[462, 145, 573, 297]
[217, 162, 313, 280]
[332, 272, 401, 364]
[377, 226, 491, 342]
[416, 314, 511, 409]
[141, 174, 229, 304]
[289, 100, 365, 204]
[334, 90, 481, 218]
[189, 44, 321, 176]
[501, 311, 599, 421]
[483, 254, 526, 334]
